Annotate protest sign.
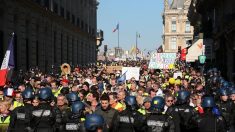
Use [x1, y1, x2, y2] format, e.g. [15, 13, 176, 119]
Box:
[148, 53, 176, 69]
[106, 66, 122, 73]
[122, 67, 140, 81]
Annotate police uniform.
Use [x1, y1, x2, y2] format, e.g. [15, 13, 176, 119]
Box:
[195, 96, 227, 132]
[166, 103, 197, 132]
[195, 112, 226, 132]
[216, 100, 233, 130]
[64, 112, 86, 132]
[115, 109, 145, 132]
[8, 103, 33, 132]
[145, 113, 174, 132]
[30, 103, 62, 132]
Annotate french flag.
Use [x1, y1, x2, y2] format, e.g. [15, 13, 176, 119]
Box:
[112, 23, 119, 32]
[0, 33, 15, 86]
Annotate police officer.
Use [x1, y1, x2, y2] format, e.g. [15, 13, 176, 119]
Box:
[66, 92, 80, 106]
[30, 87, 62, 131]
[64, 101, 86, 132]
[145, 96, 175, 132]
[216, 87, 233, 131]
[84, 114, 105, 132]
[8, 88, 34, 132]
[166, 90, 197, 132]
[115, 96, 145, 132]
[195, 96, 226, 132]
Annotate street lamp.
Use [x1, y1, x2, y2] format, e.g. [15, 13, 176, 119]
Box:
[198, 55, 206, 74]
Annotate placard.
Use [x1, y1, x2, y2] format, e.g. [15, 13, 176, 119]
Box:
[106, 66, 122, 73]
[122, 67, 140, 81]
[148, 53, 177, 69]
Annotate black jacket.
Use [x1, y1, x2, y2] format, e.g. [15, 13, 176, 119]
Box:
[166, 104, 197, 132]
[64, 112, 86, 132]
[8, 103, 33, 132]
[144, 112, 175, 132]
[115, 109, 145, 132]
[195, 112, 226, 132]
[30, 103, 62, 132]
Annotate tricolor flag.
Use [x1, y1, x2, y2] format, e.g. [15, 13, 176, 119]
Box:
[0, 33, 15, 86]
[112, 23, 119, 32]
[117, 71, 127, 84]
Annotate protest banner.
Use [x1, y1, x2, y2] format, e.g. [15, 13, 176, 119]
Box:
[122, 67, 140, 81]
[106, 66, 122, 73]
[148, 53, 176, 69]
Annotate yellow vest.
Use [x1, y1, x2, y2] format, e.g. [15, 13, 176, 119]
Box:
[0, 116, 10, 132]
[138, 108, 146, 115]
[54, 86, 63, 97]
[13, 101, 24, 109]
[81, 118, 85, 121]
[0, 116, 10, 124]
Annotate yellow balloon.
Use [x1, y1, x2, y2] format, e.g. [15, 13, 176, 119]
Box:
[169, 64, 174, 69]
[169, 78, 175, 85]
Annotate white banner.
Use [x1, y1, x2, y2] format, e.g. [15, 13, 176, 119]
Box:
[122, 67, 140, 81]
[148, 53, 176, 69]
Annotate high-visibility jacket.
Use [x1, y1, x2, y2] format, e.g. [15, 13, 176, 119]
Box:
[13, 101, 24, 109]
[138, 108, 146, 115]
[54, 86, 63, 97]
[111, 102, 124, 112]
[0, 115, 10, 132]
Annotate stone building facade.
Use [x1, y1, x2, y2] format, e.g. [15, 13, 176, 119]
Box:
[188, 0, 235, 81]
[0, 0, 99, 72]
[162, 0, 194, 52]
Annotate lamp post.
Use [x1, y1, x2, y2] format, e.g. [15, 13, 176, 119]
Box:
[198, 55, 206, 74]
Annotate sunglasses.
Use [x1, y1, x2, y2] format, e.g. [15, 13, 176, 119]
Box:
[167, 100, 174, 102]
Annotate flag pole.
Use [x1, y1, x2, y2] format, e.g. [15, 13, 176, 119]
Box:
[135, 32, 138, 60]
[118, 24, 120, 48]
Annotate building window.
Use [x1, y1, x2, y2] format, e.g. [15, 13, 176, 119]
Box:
[72, 38, 74, 63]
[85, 24, 88, 32]
[185, 21, 191, 33]
[61, 33, 63, 63]
[66, 10, 70, 21]
[43, 0, 49, 9]
[67, 35, 69, 62]
[53, 31, 57, 64]
[185, 37, 192, 45]
[26, 38, 29, 70]
[77, 17, 80, 27]
[60, 7, 64, 17]
[171, 21, 176, 32]
[36, 0, 41, 5]
[53, 2, 58, 14]
[170, 37, 177, 50]
[72, 15, 75, 24]
[81, 20, 84, 29]
[36, 40, 39, 66]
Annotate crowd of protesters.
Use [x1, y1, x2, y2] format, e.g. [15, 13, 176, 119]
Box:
[0, 59, 234, 132]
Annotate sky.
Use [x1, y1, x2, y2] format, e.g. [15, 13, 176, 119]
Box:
[97, 0, 164, 53]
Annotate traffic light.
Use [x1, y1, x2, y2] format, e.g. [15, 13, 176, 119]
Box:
[104, 45, 107, 52]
